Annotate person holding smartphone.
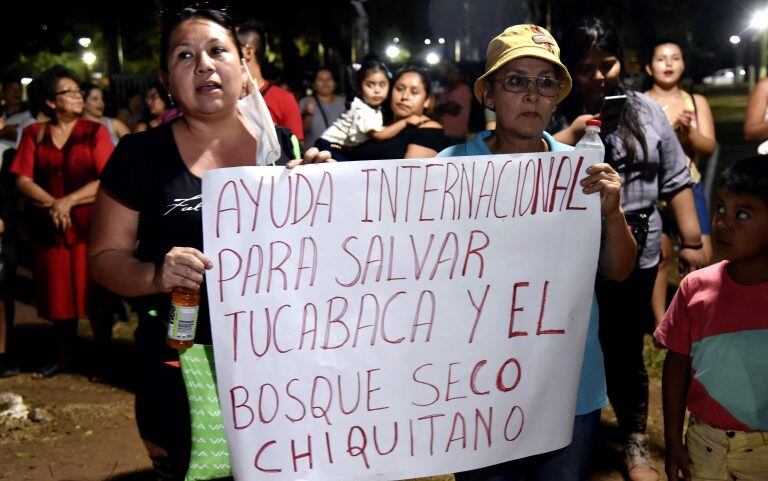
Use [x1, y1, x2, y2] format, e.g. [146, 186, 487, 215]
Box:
[550, 16, 706, 481]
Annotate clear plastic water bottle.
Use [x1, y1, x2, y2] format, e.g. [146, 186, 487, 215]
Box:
[574, 119, 605, 161]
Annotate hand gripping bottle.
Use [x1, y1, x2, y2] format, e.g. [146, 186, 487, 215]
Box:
[166, 287, 200, 349]
[574, 119, 605, 161]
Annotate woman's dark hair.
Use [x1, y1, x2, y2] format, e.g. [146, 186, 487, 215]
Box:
[159, 7, 243, 72]
[643, 39, 687, 91]
[355, 60, 391, 95]
[721, 155, 768, 206]
[37, 65, 78, 124]
[556, 15, 648, 173]
[81, 82, 100, 101]
[315, 66, 336, 82]
[147, 79, 172, 110]
[392, 66, 433, 96]
[646, 39, 687, 67]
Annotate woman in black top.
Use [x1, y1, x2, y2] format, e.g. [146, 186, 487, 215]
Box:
[349, 66, 446, 160]
[88, 7, 331, 479]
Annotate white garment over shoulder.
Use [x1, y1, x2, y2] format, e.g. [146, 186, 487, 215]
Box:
[320, 97, 383, 148]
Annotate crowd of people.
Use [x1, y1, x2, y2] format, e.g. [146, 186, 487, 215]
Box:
[0, 6, 766, 481]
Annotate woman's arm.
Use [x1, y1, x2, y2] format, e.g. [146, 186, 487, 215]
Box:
[16, 174, 55, 208]
[668, 187, 706, 272]
[48, 180, 101, 230]
[662, 350, 692, 481]
[581, 163, 637, 280]
[89, 189, 212, 297]
[744, 78, 768, 141]
[681, 95, 716, 158]
[112, 118, 131, 139]
[301, 98, 315, 135]
[552, 113, 597, 146]
[404, 144, 439, 158]
[403, 120, 443, 158]
[369, 116, 419, 142]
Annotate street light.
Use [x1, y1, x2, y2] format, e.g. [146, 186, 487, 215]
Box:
[20, 77, 33, 86]
[82, 51, 97, 67]
[385, 45, 400, 59]
[393, 37, 400, 44]
[78, 37, 92, 48]
[424, 39, 431, 45]
[426, 52, 440, 65]
[438, 37, 445, 44]
[750, 8, 768, 30]
[730, 35, 741, 45]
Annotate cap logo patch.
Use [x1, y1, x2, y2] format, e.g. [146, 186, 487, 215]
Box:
[531, 34, 553, 46]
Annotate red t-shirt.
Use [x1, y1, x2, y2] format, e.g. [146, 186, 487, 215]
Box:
[260, 82, 304, 141]
[654, 261, 768, 431]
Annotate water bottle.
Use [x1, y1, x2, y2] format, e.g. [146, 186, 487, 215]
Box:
[574, 119, 605, 161]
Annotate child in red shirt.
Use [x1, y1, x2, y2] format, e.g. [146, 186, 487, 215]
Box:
[654, 155, 768, 481]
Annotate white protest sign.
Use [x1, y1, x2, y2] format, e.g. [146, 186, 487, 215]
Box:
[202, 150, 601, 480]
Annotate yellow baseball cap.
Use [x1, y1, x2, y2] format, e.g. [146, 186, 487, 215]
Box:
[474, 24, 572, 104]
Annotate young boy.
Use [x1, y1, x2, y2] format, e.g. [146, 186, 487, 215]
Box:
[654, 155, 768, 481]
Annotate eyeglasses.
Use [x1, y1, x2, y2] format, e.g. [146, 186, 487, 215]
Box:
[55, 89, 84, 99]
[491, 74, 562, 97]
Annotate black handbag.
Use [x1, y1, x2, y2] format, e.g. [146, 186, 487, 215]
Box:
[624, 206, 655, 258]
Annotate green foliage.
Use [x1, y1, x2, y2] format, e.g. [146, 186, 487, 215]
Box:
[9, 51, 88, 79]
[644, 335, 666, 380]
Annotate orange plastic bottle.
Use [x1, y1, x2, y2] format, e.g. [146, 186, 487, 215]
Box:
[166, 287, 201, 349]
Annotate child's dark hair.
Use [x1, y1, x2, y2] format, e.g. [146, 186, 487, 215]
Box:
[355, 60, 391, 95]
[721, 155, 768, 205]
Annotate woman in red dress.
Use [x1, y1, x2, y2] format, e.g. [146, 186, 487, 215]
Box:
[11, 66, 113, 377]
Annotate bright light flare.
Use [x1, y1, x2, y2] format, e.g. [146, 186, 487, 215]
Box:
[78, 37, 92, 48]
[385, 45, 400, 59]
[82, 51, 97, 66]
[750, 9, 768, 30]
[730, 35, 741, 45]
[426, 52, 440, 65]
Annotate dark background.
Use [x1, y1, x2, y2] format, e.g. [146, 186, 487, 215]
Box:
[0, 0, 758, 105]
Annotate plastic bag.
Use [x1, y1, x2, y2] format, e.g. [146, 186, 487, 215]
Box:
[180, 345, 231, 481]
[237, 62, 281, 166]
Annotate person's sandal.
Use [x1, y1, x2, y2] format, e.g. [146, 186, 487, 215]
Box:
[0, 361, 19, 378]
[32, 362, 67, 379]
[625, 433, 660, 481]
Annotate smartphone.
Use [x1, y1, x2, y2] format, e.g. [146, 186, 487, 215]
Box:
[599, 95, 628, 119]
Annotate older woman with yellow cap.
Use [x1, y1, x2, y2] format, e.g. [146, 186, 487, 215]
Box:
[440, 24, 636, 481]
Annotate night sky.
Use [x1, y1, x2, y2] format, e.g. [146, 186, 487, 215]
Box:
[0, 0, 758, 81]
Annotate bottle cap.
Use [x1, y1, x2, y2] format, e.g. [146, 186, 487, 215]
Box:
[586, 119, 602, 127]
